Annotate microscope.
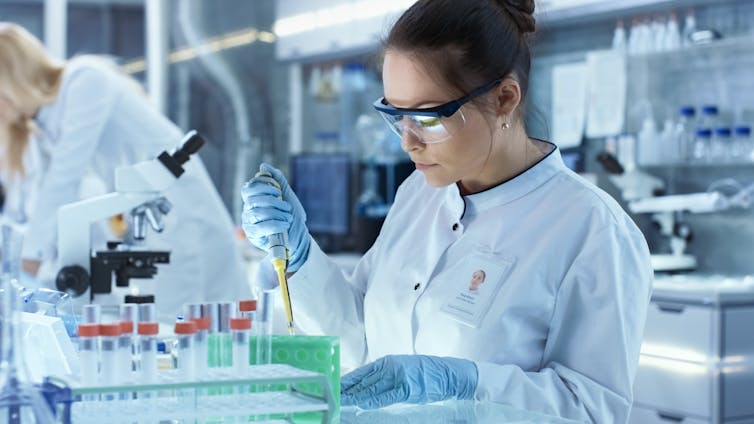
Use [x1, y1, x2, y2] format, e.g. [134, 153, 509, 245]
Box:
[54, 131, 205, 302]
[598, 150, 732, 272]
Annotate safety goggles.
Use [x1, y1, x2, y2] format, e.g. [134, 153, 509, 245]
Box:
[373, 79, 501, 144]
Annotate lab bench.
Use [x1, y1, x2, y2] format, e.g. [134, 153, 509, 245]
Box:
[630, 275, 754, 424]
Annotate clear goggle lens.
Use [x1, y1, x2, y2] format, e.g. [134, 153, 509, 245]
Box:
[378, 109, 466, 144]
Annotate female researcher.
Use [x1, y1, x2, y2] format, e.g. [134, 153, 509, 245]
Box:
[0, 23, 250, 321]
[242, 0, 652, 422]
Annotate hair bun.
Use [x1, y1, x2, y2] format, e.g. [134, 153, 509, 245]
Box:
[495, 0, 536, 34]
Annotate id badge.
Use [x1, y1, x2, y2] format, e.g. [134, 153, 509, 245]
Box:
[439, 252, 515, 328]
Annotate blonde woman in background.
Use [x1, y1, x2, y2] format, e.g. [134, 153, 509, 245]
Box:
[0, 23, 250, 321]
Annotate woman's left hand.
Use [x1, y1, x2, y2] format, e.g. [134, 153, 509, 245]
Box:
[340, 354, 478, 409]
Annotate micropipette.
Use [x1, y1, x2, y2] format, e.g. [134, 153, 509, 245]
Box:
[253, 170, 295, 335]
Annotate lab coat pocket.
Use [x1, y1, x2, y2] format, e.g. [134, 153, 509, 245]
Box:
[439, 249, 516, 328]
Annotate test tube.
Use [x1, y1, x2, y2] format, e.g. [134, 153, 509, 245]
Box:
[230, 318, 251, 373]
[257, 291, 274, 366]
[137, 321, 159, 383]
[184, 303, 203, 320]
[200, 303, 219, 367]
[174, 320, 198, 382]
[218, 302, 235, 367]
[77, 324, 100, 386]
[118, 321, 135, 385]
[82, 304, 101, 324]
[98, 323, 122, 400]
[238, 300, 257, 321]
[231, 317, 252, 401]
[192, 317, 210, 378]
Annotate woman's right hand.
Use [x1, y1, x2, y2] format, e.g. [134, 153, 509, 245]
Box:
[241, 163, 311, 273]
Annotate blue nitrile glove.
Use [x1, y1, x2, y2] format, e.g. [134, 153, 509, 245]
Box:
[341, 354, 478, 409]
[241, 163, 311, 273]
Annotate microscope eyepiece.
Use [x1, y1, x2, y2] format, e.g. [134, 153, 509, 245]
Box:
[158, 130, 206, 178]
[172, 130, 205, 165]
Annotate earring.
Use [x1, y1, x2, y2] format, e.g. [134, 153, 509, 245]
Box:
[501, 117, 511, 130]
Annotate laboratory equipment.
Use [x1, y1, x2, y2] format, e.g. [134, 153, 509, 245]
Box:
[253, 170, 295, 335]
[692, 128, 712, 163]
[118, 321, 134, 385]
[119, 304, 138, 380]
[137, 320, 158, 384]
[0, 224, 58, 423]
[230, 318, 251, 374]
[257, 291, 274, 366]
[174, 320, 197, 382]
[238, 299, 256, 321]
[82, 304, 100, 324]
[674, 106, 696, 162]
[712, 127, 732, 162]
[192, 317, 210, 376]
[733, 126, 752, 161]
[55, 130, 206, 303]
[200, 302, 219, 367]
[77, 324, 99, 387]
[218, 302, 235, 366]
[98, 323, 121, 388]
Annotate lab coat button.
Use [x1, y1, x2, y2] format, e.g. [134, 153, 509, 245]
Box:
[452, 223, 459, 231]
[414, 282, 421, 291]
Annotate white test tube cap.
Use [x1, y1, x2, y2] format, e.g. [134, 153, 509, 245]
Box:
[82, 304, 101, 324]
[139, 303, 156, 323]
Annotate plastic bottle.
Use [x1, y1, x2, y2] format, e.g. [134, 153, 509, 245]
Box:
[692, 128, 713, 163]
[712, 127, 732, 162]
[637, 116, 658, 165]
[674, 106, 696, 162]
[700, 105, 720, 129]
[734, 126, 753, 162]
[652, 15, 666, 53]
[612, 20, 627, 54]
[627, 18, 639, 55]
[682, 10, 697, 48]
[665, 12, 682, 51]
[658, 118, 675, 163]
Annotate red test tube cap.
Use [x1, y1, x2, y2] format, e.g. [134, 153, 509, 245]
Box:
[230, 317, 251, 330]
[174, 320, 198, 335]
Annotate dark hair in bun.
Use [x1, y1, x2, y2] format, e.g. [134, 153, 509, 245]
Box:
[385, 0, 536, 112]
[494, 0, 536, 34]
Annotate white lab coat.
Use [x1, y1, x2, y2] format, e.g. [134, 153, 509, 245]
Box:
[18, 57, 249, 322]
[288, 146, 653, 423]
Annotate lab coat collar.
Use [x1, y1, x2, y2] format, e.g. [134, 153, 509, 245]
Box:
[443, 142, 564, 217]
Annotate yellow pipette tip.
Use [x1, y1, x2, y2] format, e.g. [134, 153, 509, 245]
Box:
[272, 257, 295, 335]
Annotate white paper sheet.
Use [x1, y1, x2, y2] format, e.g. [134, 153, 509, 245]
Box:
[551, 62, 587, 148]
[585, 50, 627, 138]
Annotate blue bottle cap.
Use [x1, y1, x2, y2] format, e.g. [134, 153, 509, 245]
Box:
[714, 127, 731, 137]
[702, 105, 719, 115]
[680, 106, 696, 116]
[735, 126, 752, 136]
[696, 128, 712, 137]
